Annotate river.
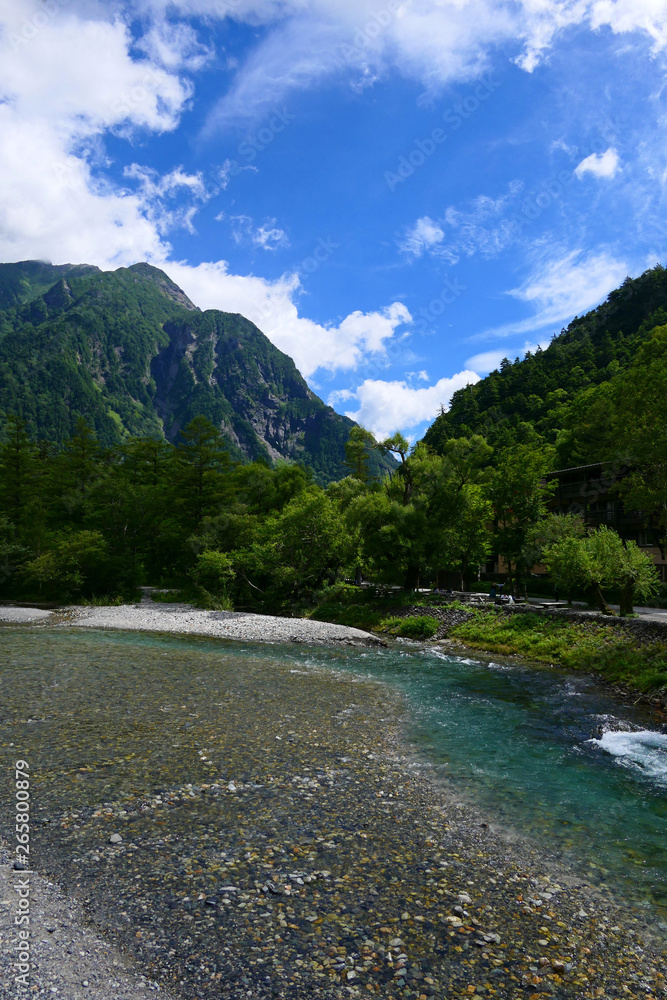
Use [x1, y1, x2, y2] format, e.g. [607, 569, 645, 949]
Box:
[2, 627, 665, 925]
[1, 626, 666, 999]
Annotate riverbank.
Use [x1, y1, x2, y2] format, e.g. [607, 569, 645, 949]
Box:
[311, 595, 667, 706]
[1, 626, 666, 1000]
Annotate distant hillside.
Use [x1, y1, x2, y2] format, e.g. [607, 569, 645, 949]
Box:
[423, 264, 667, 466]
[0, 260, 388, 484]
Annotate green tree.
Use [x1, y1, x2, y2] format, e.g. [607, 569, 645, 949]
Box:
[609, 326, 667, 554]
[0, 516, 28, 596]
[172, 416, 234, 529]
[345, 488, 429, 590]
[22, 530, 112, 600]
[344, 426, 376, 482]
[438, 484, 493, 590]
[523, 512, 587, 599]
[190, 549, 235, 608]
[378, 432, 414, 505]
[226, 487, 347, 608]
[410, 440, 493, 588]
[0, 414, 38, 537]
[545, 526, 659, 615]
[485, 444, 555, 595]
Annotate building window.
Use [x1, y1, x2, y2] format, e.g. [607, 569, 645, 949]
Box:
[638, 530, 651, 547]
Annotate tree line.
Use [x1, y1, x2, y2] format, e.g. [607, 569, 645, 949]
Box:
[0, 406, 661, 616]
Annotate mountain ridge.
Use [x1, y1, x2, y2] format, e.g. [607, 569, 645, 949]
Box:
[0, 259, 382, 484]
[422, 263, 667, 467]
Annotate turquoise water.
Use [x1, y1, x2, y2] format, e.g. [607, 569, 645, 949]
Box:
[292, 641, 667, 922]
[2, 627, 666, 926]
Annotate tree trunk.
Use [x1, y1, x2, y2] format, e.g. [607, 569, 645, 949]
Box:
[619, 579, 634, 617]
[590, 582, 615, 615]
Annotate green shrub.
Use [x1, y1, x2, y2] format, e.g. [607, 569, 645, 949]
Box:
[316, 582, 364, 605]
[398, 615, 439, 639]
[378, 614, 439, 639]
[21, 530, 136, 602]
[376, 615, 404, 633]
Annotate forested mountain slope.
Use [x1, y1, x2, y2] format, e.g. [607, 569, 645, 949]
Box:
[423, 264, 667, 468]
[0, 260, 379, 484]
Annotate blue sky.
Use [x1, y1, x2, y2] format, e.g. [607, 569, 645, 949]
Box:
[2, 1, 667, 440]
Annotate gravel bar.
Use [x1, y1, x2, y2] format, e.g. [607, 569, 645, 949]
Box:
[58, 602, 384, 646]
[0, 608, 53, 623]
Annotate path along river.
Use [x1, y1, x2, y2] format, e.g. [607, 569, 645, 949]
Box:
[1, 626, 666, 999]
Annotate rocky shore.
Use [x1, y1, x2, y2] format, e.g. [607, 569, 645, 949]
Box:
[1, 621, 665, 1000]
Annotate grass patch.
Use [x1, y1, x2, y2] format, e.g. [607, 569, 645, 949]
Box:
[449, 609, 667, 694]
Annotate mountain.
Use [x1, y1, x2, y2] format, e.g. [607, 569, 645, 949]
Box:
[0, 260, 382, 484]
[423, 263, 667, 466]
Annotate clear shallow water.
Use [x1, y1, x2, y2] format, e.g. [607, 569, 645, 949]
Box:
[1, 627, 666, 925]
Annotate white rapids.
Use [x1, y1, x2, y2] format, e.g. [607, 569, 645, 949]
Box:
[589, 729, 667, 787]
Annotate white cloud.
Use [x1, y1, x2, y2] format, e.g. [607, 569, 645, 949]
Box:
[588, 0, 667, 49]
[254, 224, 289, 250]
[137, 0, 667, 130]
[399, 216, 445, 258]
[123, 165, 208, 201]
[472, 248, 629, 340]
[574, 147, 620, 179]
[230, 214, 290, 250]
[400, 188, 522, 264]
[122, 164, 210, 233]
[0, 111, 171, 266]
[0, 3, 192, 267]
[164, 260, 412, 377]
[442, 189, 521, 257]
[334, 370, 479, 439]
[3, 7, 188, 132]
[138, 19, 213, 70]
[465, 340, 550, 374]
[20, 0, 667, 135]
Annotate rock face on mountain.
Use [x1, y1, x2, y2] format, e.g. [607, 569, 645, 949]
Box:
[0, 260, 376, 484]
